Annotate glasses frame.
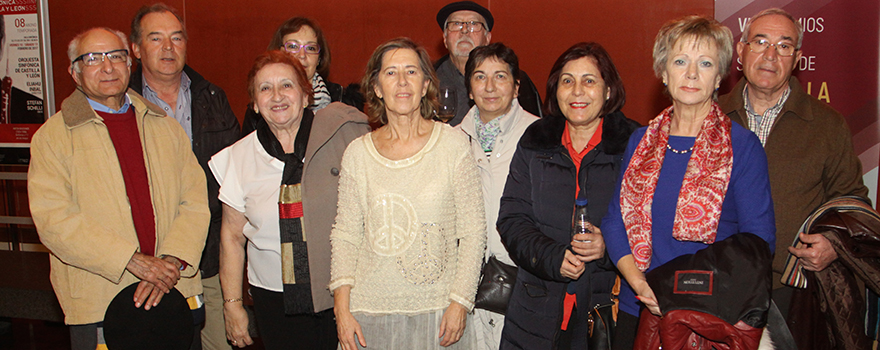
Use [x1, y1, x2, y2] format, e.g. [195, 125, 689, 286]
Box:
[745, 39, 798, 57]
[72, 49, 130, 66]
[445, 21, 486, 33]
[281, 42, 321, 55]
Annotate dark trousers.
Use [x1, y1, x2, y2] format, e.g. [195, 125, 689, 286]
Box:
[70, 321, 202, 350]
[69, 323, 99, 350]
[249, 285, 337, 350]
[557, 305, 588, 350]
[610, 310, 639, 350]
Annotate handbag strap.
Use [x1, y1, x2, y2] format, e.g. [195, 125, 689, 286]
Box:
[612, 276, 620, 323]
[612, 275, 621, 296]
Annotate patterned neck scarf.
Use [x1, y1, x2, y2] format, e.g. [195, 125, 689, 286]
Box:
[620, 103, 733, 272]
[474, 109, 505, 156]
[311, 72, 332, 112]
[256, 108, 315, 314]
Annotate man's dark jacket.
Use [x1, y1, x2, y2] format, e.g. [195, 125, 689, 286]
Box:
[130, 64, 240, 277]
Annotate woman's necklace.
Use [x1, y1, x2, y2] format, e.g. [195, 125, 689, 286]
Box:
[666, 143, 694, 154]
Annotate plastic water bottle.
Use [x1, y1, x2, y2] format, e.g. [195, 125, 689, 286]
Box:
[572, 198, 593, 243]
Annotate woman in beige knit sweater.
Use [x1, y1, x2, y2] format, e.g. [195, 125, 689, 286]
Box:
[329, 37, 486, 350]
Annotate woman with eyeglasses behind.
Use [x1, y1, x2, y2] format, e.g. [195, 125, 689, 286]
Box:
[241, 17, 364, 136]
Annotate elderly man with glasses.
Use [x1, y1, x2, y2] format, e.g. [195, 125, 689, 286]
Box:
[719, 8, 873, 349]
[434, 1, 542, 126]
[27, 27, 209, 350]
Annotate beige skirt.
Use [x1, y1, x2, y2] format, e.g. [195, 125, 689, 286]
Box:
[342, 309, 477, 349]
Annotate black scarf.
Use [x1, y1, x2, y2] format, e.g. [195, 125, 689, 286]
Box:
[256, 108, 315, 315]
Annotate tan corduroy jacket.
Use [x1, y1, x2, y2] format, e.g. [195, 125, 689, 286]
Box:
[28, 88, 210, 325]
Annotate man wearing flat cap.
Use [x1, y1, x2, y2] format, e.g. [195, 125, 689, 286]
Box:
[435, 0, 543, 126]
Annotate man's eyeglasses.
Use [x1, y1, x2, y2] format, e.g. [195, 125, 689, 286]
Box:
[745, 38, 798, 57]
[282, 42, 321, 55]
[72, 49, 130, 66]
[445, 21, 486, 33]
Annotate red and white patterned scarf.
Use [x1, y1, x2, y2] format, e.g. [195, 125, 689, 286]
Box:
[620, 103, 733, 272]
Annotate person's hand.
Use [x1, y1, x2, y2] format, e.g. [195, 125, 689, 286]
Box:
[161, 255, 184, 271]
[571, 226, 605, 263]
[789, 231, 839, 271]
[126, 252, 180, 293]
[132, 280, 165, 310]
[634, 283, 661, 316]
[335, 308, 366, 350]
[560, 249, 586, 280]
[223, 302, 253, 348]
[439, 302, 467, 347]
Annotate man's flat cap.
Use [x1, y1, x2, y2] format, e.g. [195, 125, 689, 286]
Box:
[103, 283, 194, 350]
[436, 1, 494, 31]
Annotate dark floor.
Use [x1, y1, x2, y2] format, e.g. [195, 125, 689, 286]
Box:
[0, 318, 69, 350]
[0, 318, 265, 350]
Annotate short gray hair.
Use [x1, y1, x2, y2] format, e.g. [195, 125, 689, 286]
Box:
[741, 8, 803, 50]
[68, 28, 130, 73]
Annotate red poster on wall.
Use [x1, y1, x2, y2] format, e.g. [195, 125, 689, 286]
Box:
[717, 0, 880, 202]
[0, 0, 49, 164]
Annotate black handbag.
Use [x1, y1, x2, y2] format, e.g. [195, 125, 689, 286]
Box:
[587, 276, 620, 350]
[474, 255, 518, 315]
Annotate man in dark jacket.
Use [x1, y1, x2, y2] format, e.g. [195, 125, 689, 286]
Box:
[718, 8, 870, 349]
[128, 4, 240, 350]
[434, 1, 543, 126]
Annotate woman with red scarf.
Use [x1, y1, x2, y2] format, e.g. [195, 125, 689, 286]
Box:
[601, 15, 776, 349]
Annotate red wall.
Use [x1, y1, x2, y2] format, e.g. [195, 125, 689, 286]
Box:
[47, 0, 712, 126]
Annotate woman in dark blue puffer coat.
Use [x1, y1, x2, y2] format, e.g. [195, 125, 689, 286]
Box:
[497, 42, 639, 350]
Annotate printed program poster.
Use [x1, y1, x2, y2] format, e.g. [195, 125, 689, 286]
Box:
[0, 0, 45, 163]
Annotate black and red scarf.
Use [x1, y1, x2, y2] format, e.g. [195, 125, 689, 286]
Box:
[256, 108, 315, 315]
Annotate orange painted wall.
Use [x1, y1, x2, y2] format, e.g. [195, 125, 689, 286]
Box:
[47, 0, 712, 125]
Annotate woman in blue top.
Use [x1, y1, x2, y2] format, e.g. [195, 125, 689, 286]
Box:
[600, 15, 775, 349]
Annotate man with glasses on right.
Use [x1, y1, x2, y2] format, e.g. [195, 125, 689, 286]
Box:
[719, 8, 872, 349]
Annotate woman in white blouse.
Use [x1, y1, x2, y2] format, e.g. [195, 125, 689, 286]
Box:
[209, 51, 368, 349]
[330, 37, 486, 350]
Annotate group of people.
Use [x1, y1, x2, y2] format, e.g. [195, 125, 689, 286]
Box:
[25, 1, 877, 350]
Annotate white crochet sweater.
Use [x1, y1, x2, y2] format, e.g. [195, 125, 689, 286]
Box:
[329, 122, 486, 314]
